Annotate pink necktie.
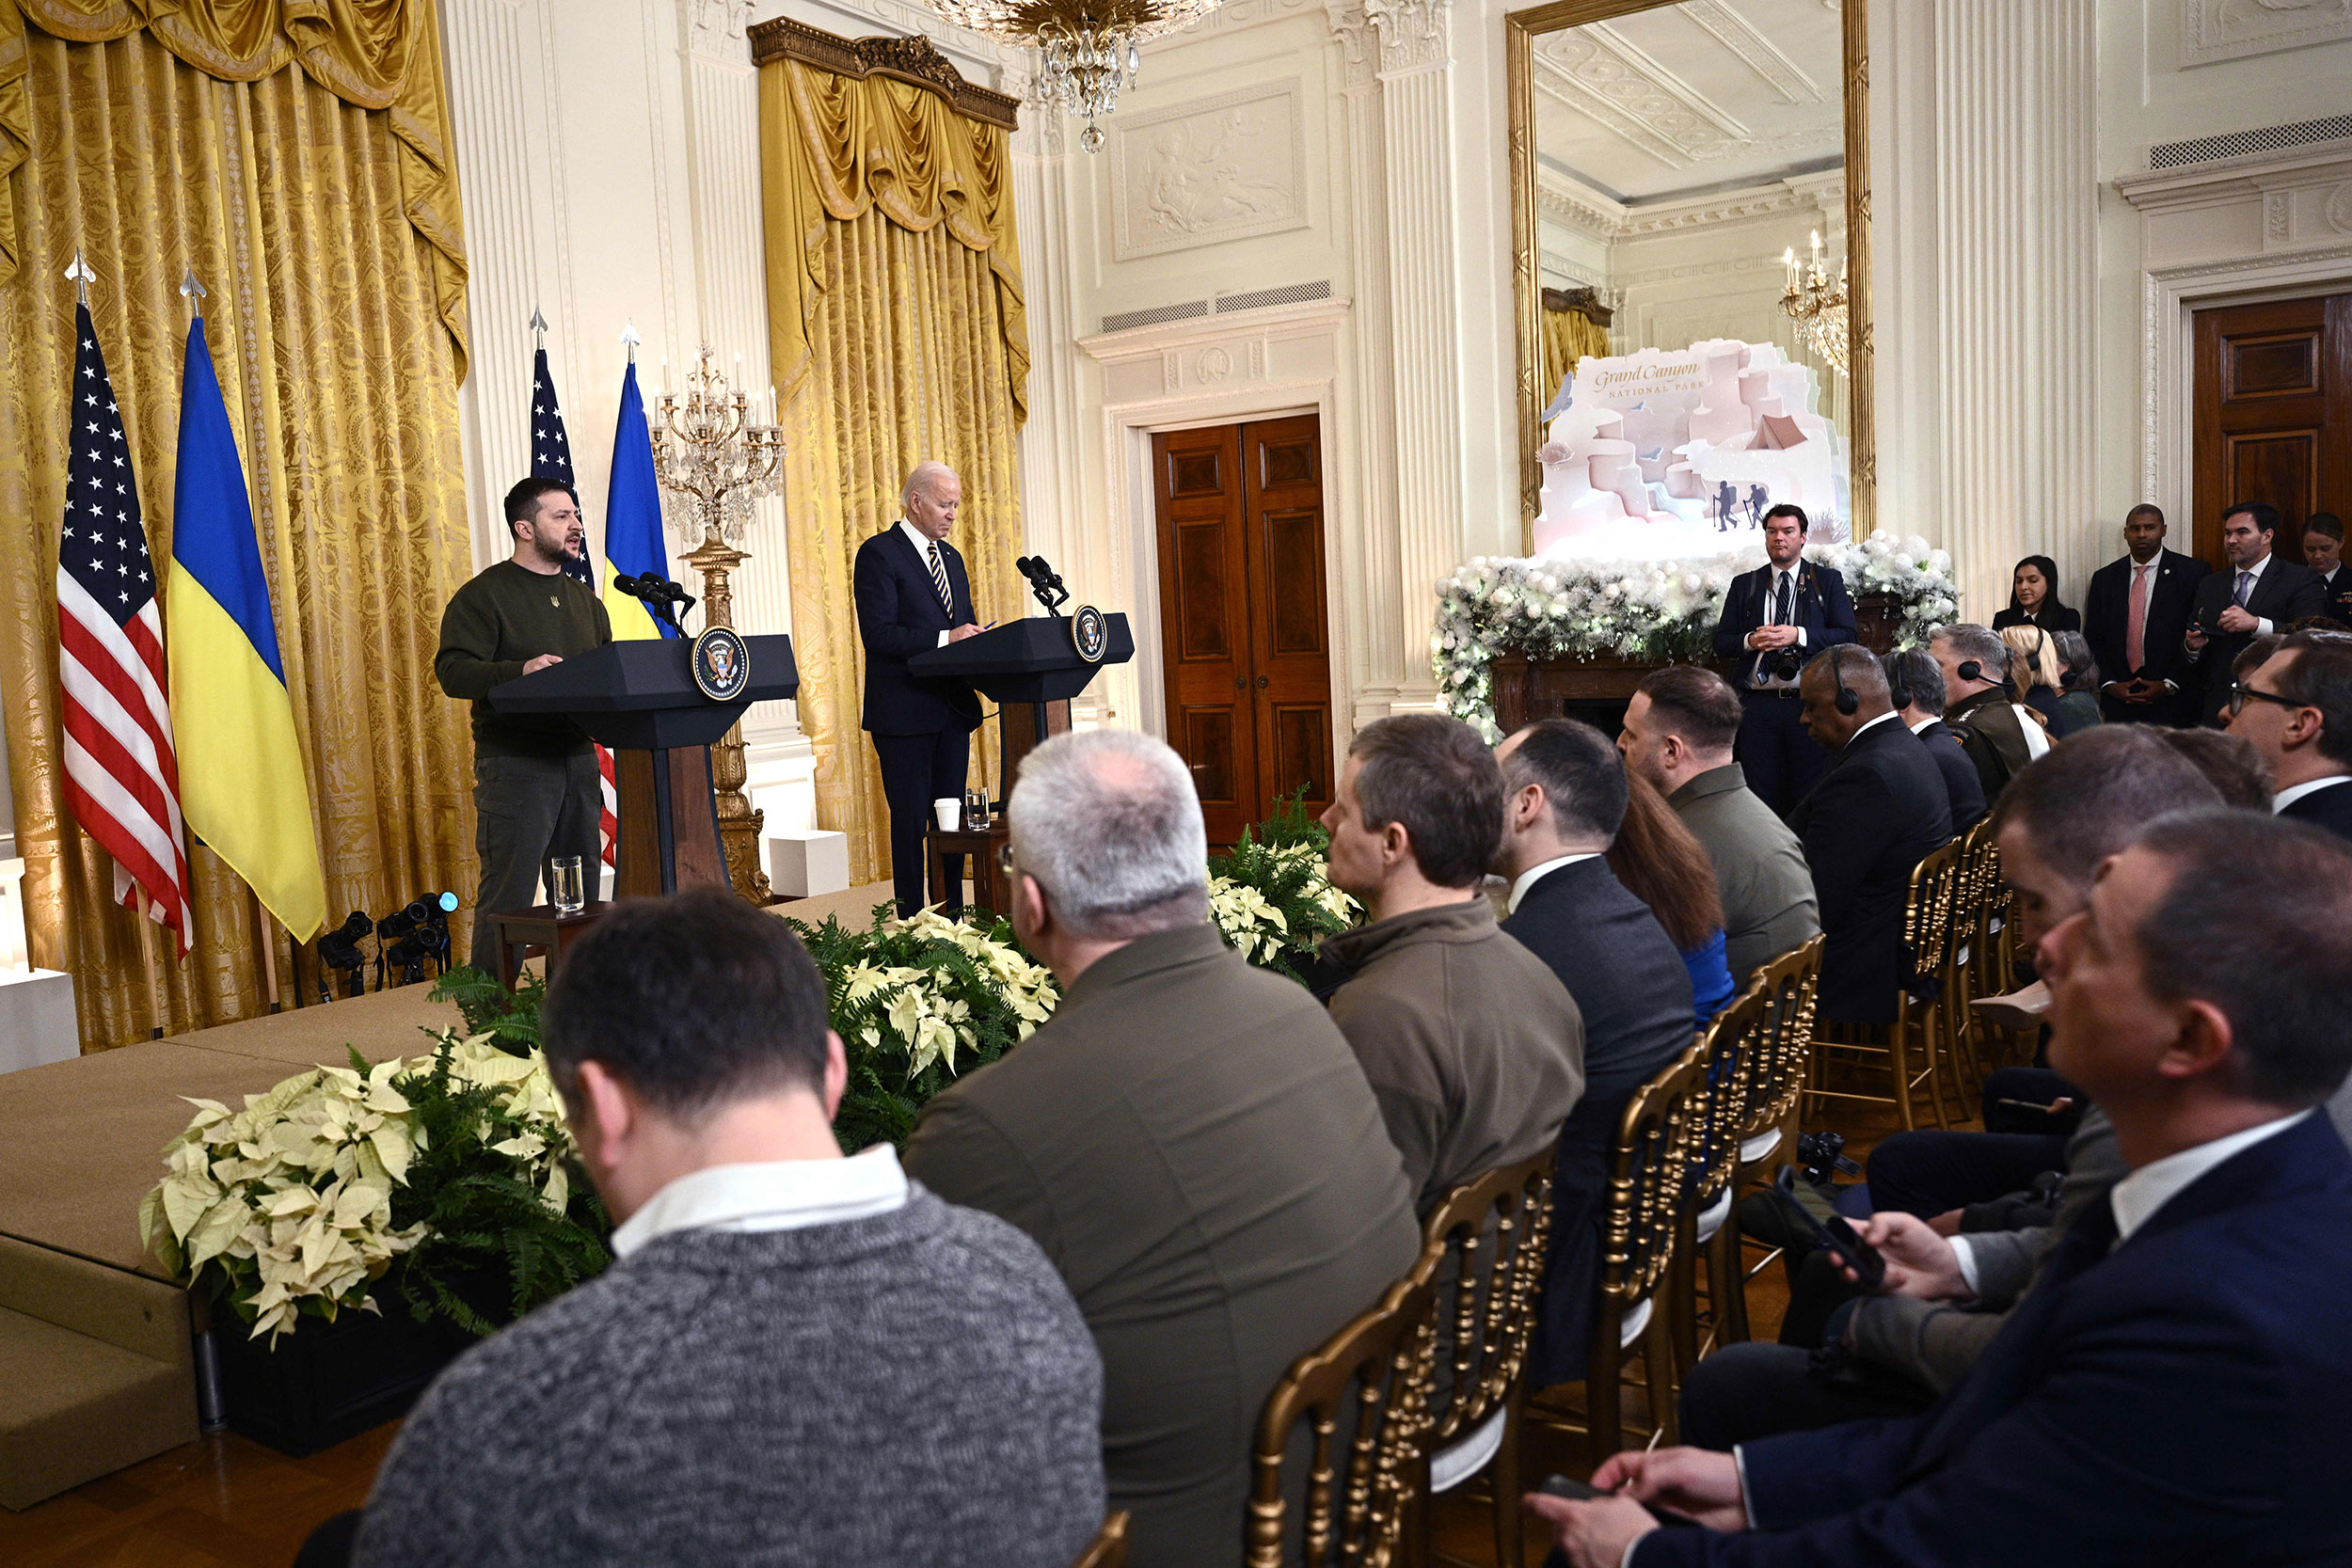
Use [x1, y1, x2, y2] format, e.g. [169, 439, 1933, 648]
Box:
[2125, 562, 2149, 673]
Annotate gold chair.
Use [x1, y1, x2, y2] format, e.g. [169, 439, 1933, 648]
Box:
[1247, 1235, 1442, 1568]
[1413, 1148, 1556, 1568]
[1715, 934, 1823, 1346]
[1671, 977, 1772, 1370]
[1806, 841, 1959, 1132]
[1527, 1040, 1706, 1466]
[1071, 1512, 1130, 1568]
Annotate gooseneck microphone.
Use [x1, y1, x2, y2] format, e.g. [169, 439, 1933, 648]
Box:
[612, 573, 697, 613]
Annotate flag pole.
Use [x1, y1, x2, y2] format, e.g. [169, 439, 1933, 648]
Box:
[133, 891, 167, 1039]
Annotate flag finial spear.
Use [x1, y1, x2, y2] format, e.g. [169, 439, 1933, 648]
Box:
[620, 319, 641, 366]
[64, 250, 95, 306]
[529, 306, 548, 347]
[179, 266, 208, 319]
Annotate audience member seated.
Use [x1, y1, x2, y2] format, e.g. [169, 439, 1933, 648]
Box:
[1931, 623, 2050, 802]
[1787, 648, 1952, 1029]
[2049, 631, 2105, 736]
[1490, 718, 1699, 1391]
[2308, 512, 2352, 623]
[2000, 624, 2067, 729]
[1319, 713, 1584, 1217]
[1882, 647, 1987, 832]
[1607, 771, 1736, 1023]
[1991, 553, 2080, 634]
[1619, 666, 1820, 988]
[2151, 723, 2273, 809]
[345, 890, 1107, 1568]
[1532, 810, 2352, 1568]
[905, 730, 1421, 1568]
[2224, 629, 2352, 840]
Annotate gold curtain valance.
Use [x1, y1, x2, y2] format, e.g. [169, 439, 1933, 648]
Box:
[760, 55, 1027, 420]
[0, 0, 467, 369]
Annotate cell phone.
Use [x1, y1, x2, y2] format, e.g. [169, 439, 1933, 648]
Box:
[1535, 1476, 1705, 1529]
[1772, 1167, 1885, 1291]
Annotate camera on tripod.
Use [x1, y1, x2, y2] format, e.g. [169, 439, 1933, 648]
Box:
[376, 892, 458, 988]
[316, 911, 372, 1002]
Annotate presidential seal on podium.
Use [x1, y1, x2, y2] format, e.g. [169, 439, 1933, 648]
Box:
[691, 626, 751, 702]
[1069, 604, 1109, 665]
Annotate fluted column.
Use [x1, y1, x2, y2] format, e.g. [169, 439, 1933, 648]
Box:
[1927, 0, 2098, 617]
[1366, 0, 1457, 706]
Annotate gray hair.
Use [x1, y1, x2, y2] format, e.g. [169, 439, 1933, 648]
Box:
[1008, 729, 1210, 940]
[1931, 622, 2010, 677]
[901, 460, 958, 511]
[1883, 647, 1947, 716]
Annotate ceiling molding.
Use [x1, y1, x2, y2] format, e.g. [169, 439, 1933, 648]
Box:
[1679, 0, 1824, 103]
[1537, 166, 1843, 242]
[1534, 23, 1751, 171]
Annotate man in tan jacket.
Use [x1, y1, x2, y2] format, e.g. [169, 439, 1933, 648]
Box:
[1319, 713, 1586, 1218]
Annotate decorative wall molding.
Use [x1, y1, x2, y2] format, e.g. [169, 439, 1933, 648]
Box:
[1326, 0, 1375, 90]
[2178, 0, 2352, 68]
[1365, 0, 1449, 79]
[1107, 79, 1311, 261]
[1537, 169, 1843, 245]
[746, 16, 1021, 124]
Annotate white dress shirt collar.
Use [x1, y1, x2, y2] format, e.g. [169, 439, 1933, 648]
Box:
[1850, 709, 1902, 743]
[897, 518, 940, 560]
[1506, 852, 1601, 914]
[611, 1145, 911, 1259]
[2107, 1110, 2311, 1243]
[1908, 715, 1940, 736]
[2236, 551, 2270, 589]
[2274, 775, 2352, 815]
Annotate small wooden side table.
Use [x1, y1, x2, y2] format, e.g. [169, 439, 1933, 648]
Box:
[926, 823, 1012, 919]
[485, 902, 610, 990]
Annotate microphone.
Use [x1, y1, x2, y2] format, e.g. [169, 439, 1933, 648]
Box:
[613, 574, 698, 613]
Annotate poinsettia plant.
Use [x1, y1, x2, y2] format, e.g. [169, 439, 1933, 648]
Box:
[1207, 789, 1359, 980]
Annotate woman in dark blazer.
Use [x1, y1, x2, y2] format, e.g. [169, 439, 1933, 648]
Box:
[1993, 554, 2082, 633]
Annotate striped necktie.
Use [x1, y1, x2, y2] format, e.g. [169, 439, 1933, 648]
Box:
[927, 540, 954, 616]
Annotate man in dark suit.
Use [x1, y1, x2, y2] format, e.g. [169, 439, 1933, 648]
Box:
[1882, 647, 1986, 832]
[1786, 648, 1951, 1028]
[2304, 513, 2352, 624]
[1529, 811, 2352, 1568]
[853, 461, 985, 916]
[1488, 718, 1695, 1390]
[2184, 500, 2328, 724]
[2228, 630, 2352, 841]
[907, 730, 1421, 1568]
[1709, 504, 1856, 816]
[2083, 502, 2210, 725]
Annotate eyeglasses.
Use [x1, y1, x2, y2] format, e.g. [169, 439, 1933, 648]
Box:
[2226, 681, 2301, 716]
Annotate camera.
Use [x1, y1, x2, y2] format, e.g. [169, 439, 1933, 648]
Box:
[1797, 1130, 1862, 1184]
[317, 911, 372, 1001]
[1765, 646, 1806, 683]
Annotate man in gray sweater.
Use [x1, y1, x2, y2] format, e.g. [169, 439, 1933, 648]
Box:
[347, 889, 1106, 1567]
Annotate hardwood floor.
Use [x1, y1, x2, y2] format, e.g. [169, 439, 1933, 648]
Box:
[2, 1099, 1936, 1566]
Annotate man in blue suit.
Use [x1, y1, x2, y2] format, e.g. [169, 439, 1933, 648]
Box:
[1709, 505, 1856, 816]
[853, 461, 984, 916]
[1530, 809, 2352, 1568]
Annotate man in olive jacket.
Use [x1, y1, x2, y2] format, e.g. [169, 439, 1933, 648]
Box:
[1318, 714, 1585, 1218]
[907, 731, 1420, 1568]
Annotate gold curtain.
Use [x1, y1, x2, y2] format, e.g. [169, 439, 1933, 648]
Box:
[0, 8, 474, 1050]
[1541, 305, 1610, 404]
[759, 57, 1028, 887]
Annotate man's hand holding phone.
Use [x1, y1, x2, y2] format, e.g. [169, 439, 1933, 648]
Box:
[1848, 1212, 1975, 1301]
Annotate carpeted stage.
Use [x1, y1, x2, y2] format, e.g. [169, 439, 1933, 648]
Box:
[0, 881, 902, 1510]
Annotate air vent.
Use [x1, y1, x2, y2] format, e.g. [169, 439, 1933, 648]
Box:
[1100, 300, 1208, 334]
[1216, 279, 1332, 313]
[2149, 115, 2352, 170]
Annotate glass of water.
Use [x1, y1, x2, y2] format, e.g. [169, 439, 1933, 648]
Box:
[547, 855, 586, 916]
[964, 789, 990, 831]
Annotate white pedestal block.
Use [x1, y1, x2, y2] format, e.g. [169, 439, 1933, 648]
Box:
[767, 830, 850, 899]
[0, 969, 79, 1074]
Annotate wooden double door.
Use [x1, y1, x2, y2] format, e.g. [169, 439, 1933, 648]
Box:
[1152, 415, 1335, 846]
[2193, 292, 2352, 562]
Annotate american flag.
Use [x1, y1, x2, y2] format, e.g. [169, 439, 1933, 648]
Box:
[531, 342, 616, 867]
[56, 299, 192, 953]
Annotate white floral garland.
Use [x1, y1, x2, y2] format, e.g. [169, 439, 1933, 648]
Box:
[1432, 530, 1963, 738]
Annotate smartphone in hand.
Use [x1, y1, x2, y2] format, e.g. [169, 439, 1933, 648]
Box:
[1772, 1166, 1886, 1291]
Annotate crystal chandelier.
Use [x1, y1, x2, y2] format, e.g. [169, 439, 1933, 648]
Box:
[1780, 230, 1850, 379]
[923, 0, 1226, 152]
[651, 345, 785, 548]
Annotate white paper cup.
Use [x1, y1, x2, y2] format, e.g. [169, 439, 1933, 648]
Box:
[933, 797, 961, 832]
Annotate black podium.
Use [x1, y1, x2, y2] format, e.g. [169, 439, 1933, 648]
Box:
[490, 635, 797, 896]
[909, 615, 1134, 785]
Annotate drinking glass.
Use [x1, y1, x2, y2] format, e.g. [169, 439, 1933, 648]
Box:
[547, 855, 586, 916]
[964, 789, 990, 831]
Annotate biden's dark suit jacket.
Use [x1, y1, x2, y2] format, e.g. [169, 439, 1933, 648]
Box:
[852, 525, 982, 736]
[1787, 716, 1951, 1025]
[1502, 857, 1696, 1388]
[2083, 547, 2208, 723]
[1630, 1111, 2352, 1567]
[2185, 555, 2329, 723]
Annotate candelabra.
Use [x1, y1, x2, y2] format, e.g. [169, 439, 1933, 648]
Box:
[651, 345, 787, 904]
[1780, 229, 1850, 379]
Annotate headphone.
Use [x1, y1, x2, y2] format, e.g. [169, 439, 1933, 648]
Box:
[1884, 653, 1907, 711]
[1831, 645, 1859, 716]
[1954, 657, 2014, 692]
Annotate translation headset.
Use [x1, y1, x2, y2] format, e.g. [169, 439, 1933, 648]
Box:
[1830, 645, 1859, 716]
[1954, 657, 2014, 693]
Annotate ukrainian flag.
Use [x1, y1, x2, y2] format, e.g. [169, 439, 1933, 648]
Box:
[602, 362, 674, 642]
[165, 318, 326, 941]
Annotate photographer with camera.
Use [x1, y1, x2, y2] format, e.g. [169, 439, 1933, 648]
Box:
[1708, 505, 1857, 816]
